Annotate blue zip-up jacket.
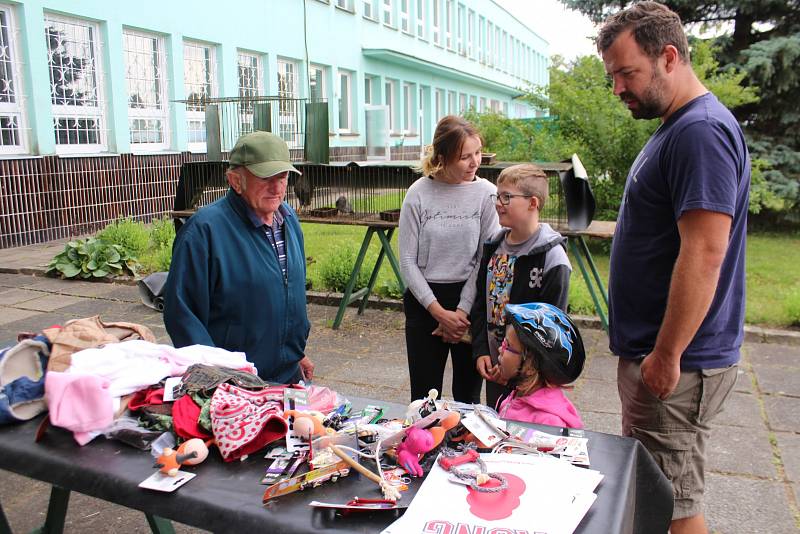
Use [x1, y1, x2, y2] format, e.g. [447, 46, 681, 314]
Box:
[164, 189, 310, 383]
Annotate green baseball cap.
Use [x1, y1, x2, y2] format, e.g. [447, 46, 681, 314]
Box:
[229, 131, 300, 178]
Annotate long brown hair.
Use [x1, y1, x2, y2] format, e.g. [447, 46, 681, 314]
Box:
[418, 115, 482, 177]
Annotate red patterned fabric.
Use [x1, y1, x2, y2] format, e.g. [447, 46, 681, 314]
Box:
[210, 383, 288, 462]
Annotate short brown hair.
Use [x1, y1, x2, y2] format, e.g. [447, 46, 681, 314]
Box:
[597, 1, 690, 63]
[418, 115, 482, 177]
[497, 163, 548, 210]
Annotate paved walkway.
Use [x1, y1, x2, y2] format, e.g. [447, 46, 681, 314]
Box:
[0, 242, 798, 533]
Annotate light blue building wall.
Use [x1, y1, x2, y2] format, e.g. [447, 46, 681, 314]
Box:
[3, 0, 549, 157]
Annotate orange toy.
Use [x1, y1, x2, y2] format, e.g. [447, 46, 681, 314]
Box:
[154, 438, 212, 476]
[283, 410, 328, 439]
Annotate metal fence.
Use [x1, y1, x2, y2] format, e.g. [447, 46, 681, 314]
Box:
[174, 96, 327, 159]
[0, 153, 204, 249]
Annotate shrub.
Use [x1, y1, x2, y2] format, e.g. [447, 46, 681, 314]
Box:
[376, 279, 404, 300]
[786, 288, 800, 326]
[149, 216, 175, 251]
[97, 217, 149, 257]
[140, 246, 173, 273]
[47, 238, 138, 279]
[318, 247, 372, 292]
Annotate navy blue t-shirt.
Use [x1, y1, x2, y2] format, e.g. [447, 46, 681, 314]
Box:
[608, 93, 750, 369]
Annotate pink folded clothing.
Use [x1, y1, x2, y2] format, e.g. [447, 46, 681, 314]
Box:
[210, 383, 288, 462]
[45, 371, 113, 434]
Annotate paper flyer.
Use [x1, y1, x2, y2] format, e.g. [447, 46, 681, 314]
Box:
[382, 453, 602, 534]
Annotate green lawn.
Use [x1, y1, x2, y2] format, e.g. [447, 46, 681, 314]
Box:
[302, 223, 800, 329]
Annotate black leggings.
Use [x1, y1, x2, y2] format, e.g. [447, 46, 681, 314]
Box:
[404, 282, 482, 403]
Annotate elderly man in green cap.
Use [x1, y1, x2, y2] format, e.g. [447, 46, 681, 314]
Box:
[164, 131, 314, 383]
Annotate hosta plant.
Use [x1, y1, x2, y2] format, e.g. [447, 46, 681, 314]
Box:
[46, 238, 139, 279]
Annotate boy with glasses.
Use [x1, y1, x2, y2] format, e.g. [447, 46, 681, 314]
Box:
[471, 164, 572, 409]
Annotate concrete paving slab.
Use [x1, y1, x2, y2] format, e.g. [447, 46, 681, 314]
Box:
[56, 299, 149, 320]
[732, 367, 756, 395]
[14, 294, 84, 312]
[580, 411, 621, 436]
[746, 343, 800, 367]
[752, 364, 800, 397]
[0, 288, 42, 306]
[763, 394, 800, 433]
[774, 432, 800, 483]
[0, 307, 41, 326]
[582, 353, 617, 382]
[708, 425, 777, 478]
[570, 379, 621, 414]
[705, 473, 798, 534]
[712, 391, 765, 428]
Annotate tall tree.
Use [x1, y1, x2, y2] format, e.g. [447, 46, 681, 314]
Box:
[560, 0, 800, 221]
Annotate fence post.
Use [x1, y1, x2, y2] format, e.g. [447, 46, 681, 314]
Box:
[305, 102, 329, 164]
[205, 104, 222, 161]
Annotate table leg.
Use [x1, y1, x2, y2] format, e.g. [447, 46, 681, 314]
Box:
[332, 228, 376, 329]
[374, 228, 404, 293]
[569, 237, 608, 332]
[29, 485, 70, 534]
[145, 514, 176, 534]
[357, 228, 405, 315]
[0, 502, 11, 534]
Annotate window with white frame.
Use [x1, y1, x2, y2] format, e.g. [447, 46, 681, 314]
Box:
[445, 0, 453, 50]
[501, 30, 507, 72]
[337, 70, 352, 133]
[458, 93, 466, 115]
[469, 94, 476, 111]
[402, 82, 414, 133]
[434, 88, 444, 119]
[336, 0, 354, 11]
[0, 4, 27, 154]
[502, 101, 508, 116]
[486, 22, 493, 66]
[400, 0, 410, 32]
[466, 9, 474, 58]
[277, 58, 300, 147]
[478, 16, 485, 63]
[124, 29, 168, 150]
[447, 91, 455, 115]
[183, 41, 215, 151]
[364, 75, 373, 104]
[363, 0, 375, 19]
[237, 51, 262, 135]
[416, 0, 425, 38]
[385, 79, 397, 132]
[456, 4, 465, 55]
[432, 0, 440, 45]
[495, 26, 501, 68]
[479, 96, 486, 112]
[45, 14, 106, 153]
[383, 0, 394, 26]
[309, 64, 327, 102]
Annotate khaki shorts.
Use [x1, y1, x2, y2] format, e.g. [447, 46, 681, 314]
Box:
[617, 357, 738, 520]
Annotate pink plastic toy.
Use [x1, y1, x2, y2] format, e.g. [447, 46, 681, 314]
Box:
[395, 426, 435, 477]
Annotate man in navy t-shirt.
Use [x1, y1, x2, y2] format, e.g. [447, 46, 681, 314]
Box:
[598, 3, 749, 533]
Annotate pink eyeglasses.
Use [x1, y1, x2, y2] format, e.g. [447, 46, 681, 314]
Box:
[500, 338, 523, 356]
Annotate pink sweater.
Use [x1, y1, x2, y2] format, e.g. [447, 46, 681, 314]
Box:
[498, 387, 584, 429]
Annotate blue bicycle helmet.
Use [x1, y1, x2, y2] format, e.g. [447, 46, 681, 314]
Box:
[504, 302, 585, 386]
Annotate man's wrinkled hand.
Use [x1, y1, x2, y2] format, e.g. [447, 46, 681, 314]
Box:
[640, 351, 680, 400]
[299, 356, 315, 382]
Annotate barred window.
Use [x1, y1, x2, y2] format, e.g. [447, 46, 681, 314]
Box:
[45, 13, 106, 153]
[276, 58, 300, 148]
[237, 51, 262, 136]
[0, 4, 27, 153]
[184, 41, 215, 151]
[124, 29, 169, 150]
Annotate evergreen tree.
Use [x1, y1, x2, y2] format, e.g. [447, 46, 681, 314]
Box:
[561, 0, 800, 222]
